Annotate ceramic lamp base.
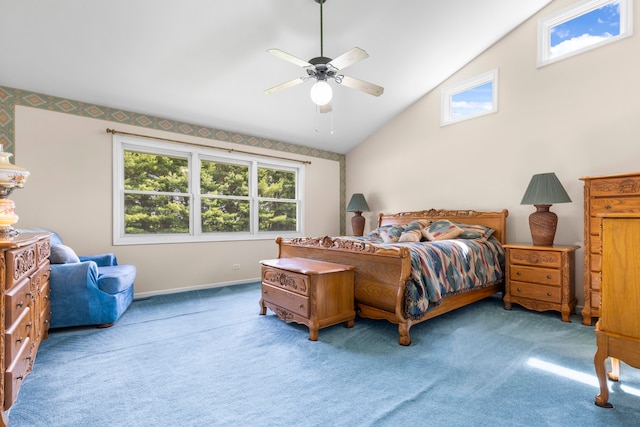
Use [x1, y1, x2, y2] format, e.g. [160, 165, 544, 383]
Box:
[529, 204, 557, 247]
[351, 211, 365, 236]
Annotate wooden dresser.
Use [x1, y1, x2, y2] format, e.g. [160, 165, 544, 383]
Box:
[259, 257, 355, 341]
[580, 172, 640, 326]
[503, 243, 578, 322]
[594, 214, 640, 408]
[0, 232, 51, 426]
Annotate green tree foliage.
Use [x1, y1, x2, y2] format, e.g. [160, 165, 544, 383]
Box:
[124, 151, 189, 234]
[258, 168, 297, 231]
[123, 152, 298, 235]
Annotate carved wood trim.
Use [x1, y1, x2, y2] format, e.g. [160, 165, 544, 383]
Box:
[278, 236, 408, 257]
[510, 250, 559, 266]
[592, 178, 640, 194]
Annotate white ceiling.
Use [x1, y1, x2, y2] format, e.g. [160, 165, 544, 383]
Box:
[1, 0, 552, 154]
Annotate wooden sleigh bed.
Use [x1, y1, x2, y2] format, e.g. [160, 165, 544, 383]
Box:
[276, 209, 508, 345]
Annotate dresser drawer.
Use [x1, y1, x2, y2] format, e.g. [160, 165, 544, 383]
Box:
[5, 243, 38, 288]
[590, 253, 601, 272]
[509, 249, 561, 269]
[5, 307, 32, 363]
[589, 176, 640, 197]
[510, 265, 561, 286]
[39, 299, 51, 340]
[591, 197, 640, 216]
[261, 284, 309, 318]
[262, 267, 309, 296]
[591, 291, 601, 309]
[5, 279, 32, 328]
[4, 336, 34, 410]
[510, 281, 561, 303]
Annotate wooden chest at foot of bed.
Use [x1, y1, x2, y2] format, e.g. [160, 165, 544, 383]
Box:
[259, 257, 356, 341]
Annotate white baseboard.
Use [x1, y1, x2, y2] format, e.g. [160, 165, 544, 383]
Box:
[133, 277, 261, 299]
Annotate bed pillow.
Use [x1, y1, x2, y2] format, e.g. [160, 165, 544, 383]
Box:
[49, 244, 81, 264]
[379, 224, 406, 243]
[454, 222, 495, 239]
[424, 220, 464, 241]
[398, 221, 428, 242]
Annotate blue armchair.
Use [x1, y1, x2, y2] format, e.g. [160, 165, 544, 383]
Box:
[44, 230, 136, 328]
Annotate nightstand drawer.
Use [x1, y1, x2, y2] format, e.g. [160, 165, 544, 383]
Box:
[510, 281, 561, 303]
[510, 265, 561, 286]
[509, 249, 561, 268]
[262, 266, 309, 296]
[261, 284, 309, 318]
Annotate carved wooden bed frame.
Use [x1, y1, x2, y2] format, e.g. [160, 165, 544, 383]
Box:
[276, 209, 509, 345]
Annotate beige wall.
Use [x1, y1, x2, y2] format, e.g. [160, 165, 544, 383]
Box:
[12, 106, 341, 296]
[346, 0, 640, 309]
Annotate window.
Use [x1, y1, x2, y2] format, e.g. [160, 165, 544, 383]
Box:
[441, 69, 498, 126]
[113, 135, 304, 244]
[538, 0, 633, 67]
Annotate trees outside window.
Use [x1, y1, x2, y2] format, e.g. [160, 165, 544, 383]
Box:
[113, 135, 304, 244]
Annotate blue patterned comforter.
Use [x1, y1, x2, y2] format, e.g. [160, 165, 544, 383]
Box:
[346, 236, 505, 319]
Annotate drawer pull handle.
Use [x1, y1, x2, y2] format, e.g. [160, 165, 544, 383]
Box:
[26, 292, 33, 297]
[16, 301, 24, 308]
[26, 322, 32, 328]
[546, 292, 552, 297]
[16, 336, 23, 344]
[516, 288, 521, 292]
[546, 275, 552, 280]
[17, 375, 23, 381]
[605, 205, 611, 210]
[299, 304, 304, 309]
[516, 272, 521, 276]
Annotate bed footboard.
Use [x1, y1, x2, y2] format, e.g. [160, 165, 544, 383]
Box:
[276, 236, 414, 342]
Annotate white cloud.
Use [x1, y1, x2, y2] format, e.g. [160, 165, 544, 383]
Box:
[451, 101, 493, 119]
[550, 33, 613, 57]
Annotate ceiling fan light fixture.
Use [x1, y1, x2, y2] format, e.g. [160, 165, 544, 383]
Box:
[310, 80, 332, 106]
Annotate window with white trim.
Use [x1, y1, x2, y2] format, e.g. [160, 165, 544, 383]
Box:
[113, 135, 304, 244]
[441, 69, 498, 126]
[538, 0, 633, 67]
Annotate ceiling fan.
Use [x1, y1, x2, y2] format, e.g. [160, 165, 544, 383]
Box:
[265, 0, 384, 113]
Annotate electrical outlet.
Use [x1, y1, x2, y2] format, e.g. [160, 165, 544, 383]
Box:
[232, 264, 240, 270]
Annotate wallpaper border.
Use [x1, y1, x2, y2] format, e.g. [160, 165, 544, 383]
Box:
[0, 85, 346, 234]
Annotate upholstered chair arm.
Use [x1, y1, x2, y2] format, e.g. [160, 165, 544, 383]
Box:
[49, 261, 110, 327]
[79, 253, 118, 267]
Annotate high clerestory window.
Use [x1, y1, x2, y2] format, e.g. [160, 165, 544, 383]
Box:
[538, 0, 633, 67]
[113, 134, 304, 245]
[441, 69, 498, 126]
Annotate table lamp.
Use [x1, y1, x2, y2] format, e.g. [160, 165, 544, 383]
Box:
[347, 193, 370, 236]
[0, 145, 30, 237]
[520, 172, 571, 246]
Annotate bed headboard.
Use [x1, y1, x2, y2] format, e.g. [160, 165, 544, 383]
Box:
[378, 209, 509, 244]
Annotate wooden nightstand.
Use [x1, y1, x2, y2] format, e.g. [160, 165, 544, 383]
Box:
[259, 257, 356, 341]
[503, 243, 579, 322]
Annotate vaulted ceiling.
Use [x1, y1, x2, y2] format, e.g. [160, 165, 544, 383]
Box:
[1, 0, 552, 153]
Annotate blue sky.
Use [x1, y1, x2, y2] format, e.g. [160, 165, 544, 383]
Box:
[550, 0, 620, 56]
[451, 82, 493, 120]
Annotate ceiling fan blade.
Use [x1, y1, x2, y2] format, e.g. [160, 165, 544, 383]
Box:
[338, 75, 384, 97]
[267, 48, 312, 68]
[264, 77, 305, 95]
[328, 47, 369, 70]
[318, 103, 333, 114]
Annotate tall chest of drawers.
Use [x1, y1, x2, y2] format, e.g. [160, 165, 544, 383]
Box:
[0, 232, 51, 426]
[580, 172, 640, 326]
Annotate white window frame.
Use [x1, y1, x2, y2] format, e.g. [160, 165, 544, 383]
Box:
[113, 134, 305, 245]
[537, 0, 633, 68]
[441, 69, 498, 126]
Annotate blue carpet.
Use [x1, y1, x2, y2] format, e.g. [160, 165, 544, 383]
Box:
[9, 283, 640, 426]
